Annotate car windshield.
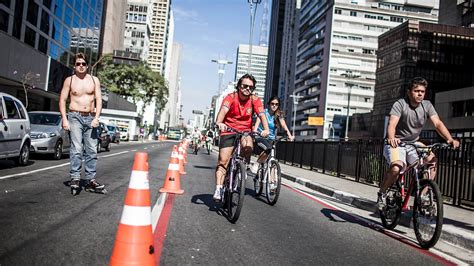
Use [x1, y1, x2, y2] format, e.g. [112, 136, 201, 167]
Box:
[118, 127, 127, 132]
[29, 113, 60, 125]
[107, 125, 115, 131]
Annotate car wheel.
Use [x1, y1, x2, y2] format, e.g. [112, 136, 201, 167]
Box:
[15, 143, 30, 166]
[97, 140, 101, 153]
[53, 140, 63, 160]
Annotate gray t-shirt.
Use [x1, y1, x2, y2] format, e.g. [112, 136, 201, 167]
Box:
[389, 98, 438, 142]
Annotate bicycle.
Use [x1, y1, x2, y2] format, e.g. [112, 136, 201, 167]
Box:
[219, 127, 258, 223]
[253, 137, 285, 205]
[379, 142, 452, 249]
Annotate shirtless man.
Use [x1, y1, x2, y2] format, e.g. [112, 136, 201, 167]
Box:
[59, 53, 104, 192]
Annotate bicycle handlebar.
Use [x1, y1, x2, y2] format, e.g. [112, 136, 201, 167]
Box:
[399, 142, 452, 158]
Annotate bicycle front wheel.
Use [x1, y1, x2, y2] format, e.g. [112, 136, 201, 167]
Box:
[254, 166, 263, 197]
[413, 179, 443, 249]
[265, 161, 281, 206]
[227, 162, 247, 223]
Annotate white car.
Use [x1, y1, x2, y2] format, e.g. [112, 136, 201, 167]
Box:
[119, 127, 129, 141]
[0, 92, 31, 165]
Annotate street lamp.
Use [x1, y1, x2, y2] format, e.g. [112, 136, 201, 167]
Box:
[247, 0, 262, 74]
[289, 91, 304, 138]
[211, 59, 233, 94]
[341, 70, 360, 140]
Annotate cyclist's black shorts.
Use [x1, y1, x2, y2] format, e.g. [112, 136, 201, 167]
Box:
[254, 137, 273, 155]
[219, 134, 237, 149]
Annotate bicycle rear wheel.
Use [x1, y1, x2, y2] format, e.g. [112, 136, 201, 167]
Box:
[227, 162, 247, 223]
[413, 179, 443, 249]
[253, 166, 263, 197]
[265, 161, 281, 206]
[379, 184, 402, 230]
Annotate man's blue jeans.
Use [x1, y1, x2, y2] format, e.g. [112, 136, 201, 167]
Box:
[68, 112, 98, 181]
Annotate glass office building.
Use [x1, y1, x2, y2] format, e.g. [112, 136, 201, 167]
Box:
[0, 0, 104, 110]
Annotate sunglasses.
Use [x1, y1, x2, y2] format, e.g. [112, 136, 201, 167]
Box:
[75, 62, 87, 66]
[269, 102, 279, 106]
[240, 84, 255, 91]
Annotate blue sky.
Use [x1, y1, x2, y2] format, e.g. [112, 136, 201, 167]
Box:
[172, 0, 268, 121]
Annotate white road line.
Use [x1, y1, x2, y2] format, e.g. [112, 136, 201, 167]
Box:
[131, 149, 137, 152]
[0, 150, 130, 180]
[151, 193, 167, 232]
[144, 148, 148, 150]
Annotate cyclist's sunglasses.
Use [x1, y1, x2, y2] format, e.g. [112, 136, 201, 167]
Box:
[239, 84, 255, 91]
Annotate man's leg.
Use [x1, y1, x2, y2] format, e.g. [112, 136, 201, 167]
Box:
[240, 135, 254, 163]
[214, 147, 233, 201]
[68, 113, 84, 185]
[83, 119, 98, 182]
[378, 144, 406, 210]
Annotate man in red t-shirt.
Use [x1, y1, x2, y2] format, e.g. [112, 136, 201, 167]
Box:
[213, 74, 270, 201]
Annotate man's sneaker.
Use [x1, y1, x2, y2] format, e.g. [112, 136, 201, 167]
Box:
[377, 192, 387, 210]
[87, 179, 105, 190]
[70, 179, 80, 189]
[213, 188, 222, 202]
[250, 163, 260, 174]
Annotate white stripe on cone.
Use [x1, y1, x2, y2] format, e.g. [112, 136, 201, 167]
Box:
[178, 154, 184, 160]
[120, 205, 152, 226]
[168, 163, 180, 171]
[129, 171, 149, 190]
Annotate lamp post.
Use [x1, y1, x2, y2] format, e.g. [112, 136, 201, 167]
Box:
[341, 70, 360, 141]
[211, 59, 233, 94]
[289, 91, 304, 138]
[248, 0, 262, 74]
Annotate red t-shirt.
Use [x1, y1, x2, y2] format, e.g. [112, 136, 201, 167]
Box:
[220, 92, 264, 135]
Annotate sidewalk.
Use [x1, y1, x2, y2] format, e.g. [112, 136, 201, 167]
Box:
[276, 162, 474, 251]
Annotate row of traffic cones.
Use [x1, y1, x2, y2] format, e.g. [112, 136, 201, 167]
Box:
[110, 139, 190, 265]
[158, 135, 168, 141]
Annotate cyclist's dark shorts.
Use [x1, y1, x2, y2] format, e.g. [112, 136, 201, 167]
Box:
[219, 134, 237, 149]
[253, 137, 273, 155]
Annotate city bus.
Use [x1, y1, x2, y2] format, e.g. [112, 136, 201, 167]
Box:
[166, 127, 183, 140]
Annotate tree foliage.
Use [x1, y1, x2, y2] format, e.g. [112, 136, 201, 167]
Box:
[96, 54, 168, 113]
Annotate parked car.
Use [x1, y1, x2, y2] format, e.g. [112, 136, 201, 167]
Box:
[0, 92, 31, 165]
[118, 126, 129, 141]
[28, 111, 70, 160]
[97, 122, 112, 152]
[106, 124, 120, 143]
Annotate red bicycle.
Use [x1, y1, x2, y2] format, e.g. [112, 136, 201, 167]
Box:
[379, 142, 452, 249]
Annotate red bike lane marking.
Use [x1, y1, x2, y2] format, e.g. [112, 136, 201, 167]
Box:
[153, 193, 175, 264]
[283, 183, 457, 266]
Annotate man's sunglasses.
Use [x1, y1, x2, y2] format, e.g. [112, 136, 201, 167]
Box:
[240, 84, 255, 91]
[75, 62, 87, 66]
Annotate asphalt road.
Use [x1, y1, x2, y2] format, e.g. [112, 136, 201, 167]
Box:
[0, 141, 458, 265]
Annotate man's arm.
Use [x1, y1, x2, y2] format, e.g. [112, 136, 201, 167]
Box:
[92, 76, 102, 127]
[59, 76, 71, 130]
[253, 116, 261, 132]
[430, 115, 460, 149]
[386, 115, 400, 148]
[215, 105, 230, 131]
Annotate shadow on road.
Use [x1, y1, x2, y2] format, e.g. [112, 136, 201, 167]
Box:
[191, 193, 221, 213]
[193, 165, 215, 170]
[0, 160, 35, 170]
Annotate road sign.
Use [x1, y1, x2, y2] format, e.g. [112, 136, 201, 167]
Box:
[308, 116, 324, 126]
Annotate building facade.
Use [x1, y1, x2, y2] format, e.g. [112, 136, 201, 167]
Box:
[372, 20, 474, 138]
[291, 0, 438, 140]
[100, 0, 127, 55]
[147, 0, 171, 74]
[235, 44, 268, 99]
[124, 0, 150, 60]
[439, 0, 474, 27]
[0, 0, 104, 111]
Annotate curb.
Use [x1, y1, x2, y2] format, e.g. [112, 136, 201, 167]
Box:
[281, 171, 474, 251]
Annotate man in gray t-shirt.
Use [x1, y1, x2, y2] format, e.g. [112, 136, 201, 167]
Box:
[377, 77, 460, 210]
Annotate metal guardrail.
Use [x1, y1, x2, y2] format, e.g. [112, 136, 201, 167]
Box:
[276, 138, 473, 207]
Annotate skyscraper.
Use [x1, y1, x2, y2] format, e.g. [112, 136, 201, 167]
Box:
[124, 0, 150, 60]
[235, 44, 268, 99]
[292, 0, 438, 139]
[100, 0, 127, 55]
[147, 0, 171, 74]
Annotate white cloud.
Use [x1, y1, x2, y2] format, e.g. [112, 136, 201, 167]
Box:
[173, 7, 208, 26]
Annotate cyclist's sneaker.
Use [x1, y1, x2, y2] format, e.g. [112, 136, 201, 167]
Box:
[420, 194, 431, 206]
[70, 179, 80, 189]
[377, 192, 387, 210]
[213, 188, 222, 201]
[250, 163, 259, 174]
[87, 179, 105, 190]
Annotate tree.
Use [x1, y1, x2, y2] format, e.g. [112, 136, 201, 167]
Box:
[96, 54, 168, 113]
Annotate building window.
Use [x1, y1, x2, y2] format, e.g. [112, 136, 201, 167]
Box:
[24, 26, 36, 47]
[335, 9, 342, 14]
[38, 35, 48, 53]
[40, 10, 50, 34]
[0, 9, 8, 33]
[350, 11, 357, 16]
[452, 100, 474, 117]
[27, 1, 39, 26]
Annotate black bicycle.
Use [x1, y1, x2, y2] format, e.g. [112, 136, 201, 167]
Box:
[220, 127, 257, 223]
[380, 142, 451, 249]
[253, 137, 285, 205]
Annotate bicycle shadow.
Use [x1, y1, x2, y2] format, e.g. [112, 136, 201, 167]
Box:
[190, 193, 225, 216]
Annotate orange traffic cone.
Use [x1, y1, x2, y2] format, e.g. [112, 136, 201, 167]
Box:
[178, 148, 187, 175]
[179, 143, 187, 164]
[110, 152, 155, 266]
[159, 146, 184, 194]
